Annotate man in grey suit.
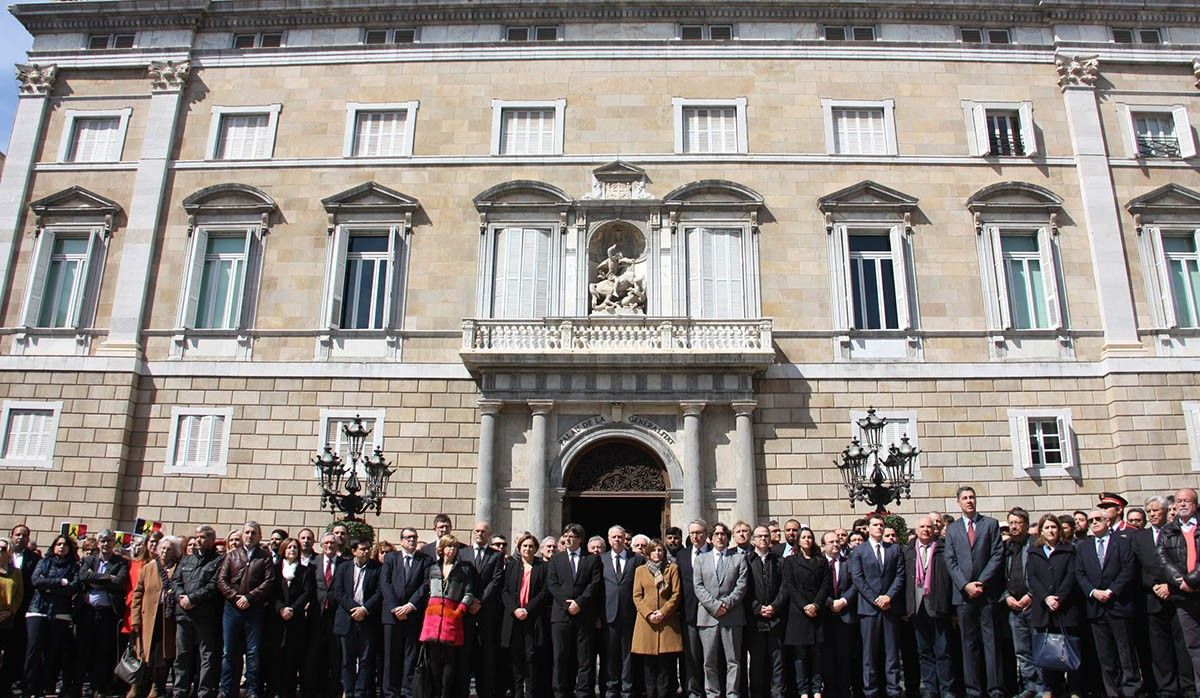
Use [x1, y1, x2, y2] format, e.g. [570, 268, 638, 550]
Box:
[943, 485, 1005, 698]
[849, 514, 905, 698]
[602, 525, 645, 698]
[693, 522, 748, 698]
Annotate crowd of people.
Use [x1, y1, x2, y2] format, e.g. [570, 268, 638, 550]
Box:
[0, 485, 1198, 698]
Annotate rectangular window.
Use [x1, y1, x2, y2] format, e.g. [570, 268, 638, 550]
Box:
[1184, 402, 1200, 471]
[1164, 234, 1200, 328]
[1113, 28, 1162, 44]
[686, 227, 746, 318]
[87, 33, 135, 49]
[233, 32, 283, 49]
[824, 25, 875, 41]
[216, 113, 270, 160]
[850, 410, 921, 478]
[986, 111, 1025, 156]
[1000, 234, 1050, 329]
[506, 26, 559, 41]
[67, 117, 122, 163]
[680, 25, 733, 40]
[1009, 409, 1075, 477]
[1135, 113, 1180, 158]
[500, 108, 555, 155]
[316, 409, 386, 479]
[491, 227, 552, 318]
[195, 235, 249, 330]
[961, 28, 1011, 44]
[364, 28, 417, 44]
[833, 108, 887, 155]
[682, 107, 738, 154]
[966, 101, 1036, 158]
[1, 407, 56, 463]
[165, 407, 233, 475]
[847, 234, 899, 330]
[20, 227, 104, 331]
[353, 111, 408, 157]
[341, 235, 391, 330]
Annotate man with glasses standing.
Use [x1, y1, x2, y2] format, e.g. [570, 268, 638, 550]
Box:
[381, 528, 431, 698]
[463, 521, 505, 698]
[1077, 509, 1140, 697]
[77, 529, 130, 697]
[693, 522, 748, 698]
[1158, 488, 1200, 686]
[1134, 496, 1192, 698]
[307, 533, 344, 697]
[675, 520, 711, 698]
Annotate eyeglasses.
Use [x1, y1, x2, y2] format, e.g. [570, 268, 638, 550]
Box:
[1088, 517, 1106, 523]
[752, 534, 769, 538]
[401, 534, 418, 540]
[712, 530, 729, 537]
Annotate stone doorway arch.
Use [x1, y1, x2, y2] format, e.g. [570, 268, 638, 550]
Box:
[562, 438, 668, 540]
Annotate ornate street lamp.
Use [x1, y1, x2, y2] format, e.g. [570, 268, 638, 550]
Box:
[834, 407, 920, 514]
[314, 416, 393, 521]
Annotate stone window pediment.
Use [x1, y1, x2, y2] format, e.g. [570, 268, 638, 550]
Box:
[322, 181, 420, 229]
[966, 181, 1064, 218]
[29, 186, 122, 231]
[182, 182, 277, 229]
[1126, 183, 1200, 220]
[818, 180, 918, 217]
[664, 180, 763, 224]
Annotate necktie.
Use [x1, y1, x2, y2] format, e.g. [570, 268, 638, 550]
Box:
[967, 519, 976, 546]
[325, 558, 333, 586]
[475, 547, 483, 568]
[404, 555, 412, 579]
[875, 543, 883, 568]
[614, 554, 621, 579]
[1097, 537, 1106, 565]
[570, 551, 578, 578]
[717, 552, 725, 583]
[829, 558, 837, 590]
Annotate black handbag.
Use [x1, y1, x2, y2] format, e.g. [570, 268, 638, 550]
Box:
[411, 644, 434, 698]
[113, 642, 144, 686]
[1033, 616, 1082, 672]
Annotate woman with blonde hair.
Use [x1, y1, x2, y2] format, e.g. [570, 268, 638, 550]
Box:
[131, 536, 182, 698]
[631, 539, 683, 698]
[422, 535, 478, 698]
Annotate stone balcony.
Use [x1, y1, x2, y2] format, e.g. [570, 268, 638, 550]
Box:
[460, 316, 775, 371]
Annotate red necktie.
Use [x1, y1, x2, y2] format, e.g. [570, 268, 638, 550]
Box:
[967, 519, 976, 546]
[325, 558, 333, 586]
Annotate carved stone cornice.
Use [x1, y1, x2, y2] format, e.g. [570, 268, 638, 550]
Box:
[1194, 58, 1200, 90]
[1055, 54, 1100, 91]
[15, 63, 57, 97]
[148, 60, 190, 93]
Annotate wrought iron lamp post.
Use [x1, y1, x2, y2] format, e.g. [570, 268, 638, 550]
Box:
[314, 416, 393, 521]
[834, 407, 920, 514]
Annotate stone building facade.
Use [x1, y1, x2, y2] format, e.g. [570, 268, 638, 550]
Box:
[1, 0, 1199, 540]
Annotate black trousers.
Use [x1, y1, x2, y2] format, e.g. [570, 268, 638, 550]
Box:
[75, 604, 120, 694]
[506, 621, 543, 698]
[955, 601, 1002, 698]
[0, 610, 27, 693]
[552, 619, 595, 698]
[1090, 614, 1141, 698]
[640, 654, 675, 698]
[339, 623, 377, 698]
[604, 618, 635, 697]
[682, 622, 704, 698]
[24, 615, 74, 697]
[383, 619, 421, 698]
[467, 613, 500, 698]
[747, 627, 785, 698]
[173, 614, 222, 698]
[304, 606, 342, 698]
[821, 619, 859, 698]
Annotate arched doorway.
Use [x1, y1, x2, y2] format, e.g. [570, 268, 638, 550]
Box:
[563, 439, 667, 540]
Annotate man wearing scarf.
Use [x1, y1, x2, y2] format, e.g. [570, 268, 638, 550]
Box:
[904, 515, 955, 698]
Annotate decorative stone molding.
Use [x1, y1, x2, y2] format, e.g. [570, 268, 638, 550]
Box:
[148, 60, 191, 93]
[1055, 54, 1100, 91]
[1194, 58, 1200, 90]
[15, 63, 56, 96]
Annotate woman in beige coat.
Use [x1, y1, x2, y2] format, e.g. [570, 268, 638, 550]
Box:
[631, 539, 683, 698]
[130, 536, 181, 698]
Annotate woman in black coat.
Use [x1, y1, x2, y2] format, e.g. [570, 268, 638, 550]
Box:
[271, 538, 315, 698]
[24, 535, 80, 698]
[783, 528, 830, 698]
[424, 535, 479, 698]
[501, 533, 550, 698]
[1026, 513, 1083, 698]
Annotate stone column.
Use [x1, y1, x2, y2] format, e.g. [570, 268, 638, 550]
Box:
[1056, 54, 1141, 353]
[100, 60, 192, 356]
[527, 400, 555, 539]
[732, 400, 758, 524]
[680, 401, 706, 524]
[475, 399, 503, 524]
[0, 64, 58, 307]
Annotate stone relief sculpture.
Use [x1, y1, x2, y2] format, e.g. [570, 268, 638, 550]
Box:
[589, 244, 647, 314]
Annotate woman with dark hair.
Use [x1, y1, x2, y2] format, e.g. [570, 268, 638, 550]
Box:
[271, 537, 314, 698]
[1026, 514, 1084, 698]
[1056, 515, 1077, 547]
[631, 539, 682, 698]
[423, 534, 478, 698]
[784, 527, 830, 698]
[131, 536, 182, 698]
[24, 534, 80, 698]
[124, 531, 163, 638]
[501, 532, 549, 698]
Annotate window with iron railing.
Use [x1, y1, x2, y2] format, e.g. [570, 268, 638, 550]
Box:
[1134, 114, 1180, 158]
[986, 111, 1025, 156]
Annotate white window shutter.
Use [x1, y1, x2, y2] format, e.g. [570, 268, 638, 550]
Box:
[529, 228, 550, 317]
[230, 229, 254, 329]
[839, 227, 855, 330]
[889, 225, 911, 330]
[326, 225, 350, 328]
[1057, 414, 1074, 469]
[1037, 226, 1062, 329]
[971, 103, 989, 156]
[20, 229, 57, 328]
[1174, 105, 1196, 158]
[179, 228, 208, 328]
[1150, 229, 1178, 328]
[990, 227, 1012, 329]
[688, 228, 717, 318]
[382, 224, 399, 328]
[1018, 103, 1038, 157]
[65, 229, 101, 329]
[206, 415, 225, 466]
[1009, 414, 1030, 470]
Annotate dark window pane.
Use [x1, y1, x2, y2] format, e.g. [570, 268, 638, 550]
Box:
[348, 235, 388, 254]
[849, 235, 891, 254]
[961, 28, 983, 43]
[824, 26, 847, 41]
[507, 27, 529, 41]
[988, 29, 1011, 44]
[112, 34, 135, 49]
[862, 261, 881, 329]
[233, 34, 256, 49]
[709, 25, 733, 41]
[88, 35, 110, 49]
[259, 33, 283, 48]
[852, 26, 876, 41]
[1140, 29, 1162, 44]
[535, 26, 558, 41]
[364, 29, 388, 44]
[681, 25, 704, 40]
[881, 259, 898, 328]
[1112, 29, 1135, 43]
[393, 29, 417, 43]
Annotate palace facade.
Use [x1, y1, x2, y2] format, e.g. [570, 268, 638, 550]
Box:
[1, 0, 1199, 539]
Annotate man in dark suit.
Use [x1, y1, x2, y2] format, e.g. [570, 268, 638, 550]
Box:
[821, 530, 859, 698]
[381, 527, 432, 698]
[464, 521, 505, 698]
[849, 514, 905, 698]
[943, 485, 1004, 698]
[0, 524, 39, 697]
[419, 513, 454, 560]
[771, 519, 801, 559]
[600, 525, 645, 698]
[675, 520, 711, 698]
[1158, 487, 1200, 687]
[904, 515, 955, 698]
[334, 538, 383, 698]
[1136, 495, 1193, 698]
[745, 525, 787, 697]
[1076, 509, 1141, 697]
[547, 523, 603, 698]
[1001, 508, 1040, 698]
[306, 532, 345, 697]
[76, 528, 131, 697]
